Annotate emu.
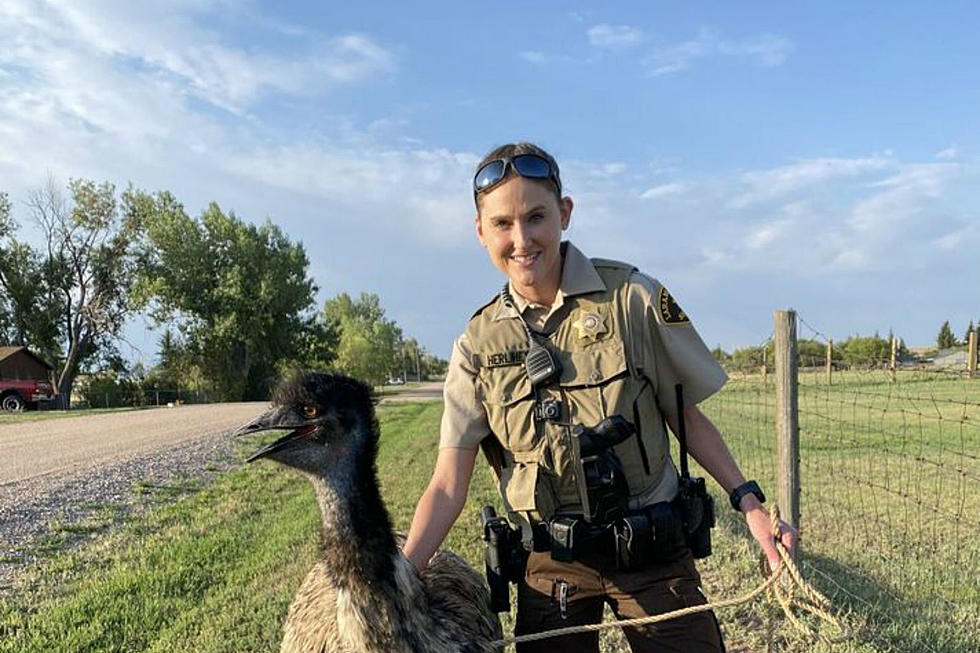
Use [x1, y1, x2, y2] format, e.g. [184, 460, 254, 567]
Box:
[234, 372, 501, 653]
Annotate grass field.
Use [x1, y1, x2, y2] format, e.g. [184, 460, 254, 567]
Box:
[702, 369, 980, 653]
[1, 375, 976, 652]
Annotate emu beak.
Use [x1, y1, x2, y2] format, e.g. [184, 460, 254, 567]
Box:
[234, 406, 316, 463]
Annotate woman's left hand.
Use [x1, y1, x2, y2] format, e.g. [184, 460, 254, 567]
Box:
[744, 504, 797, 571]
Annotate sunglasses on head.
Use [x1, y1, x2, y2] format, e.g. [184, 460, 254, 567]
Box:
[473, 154, 561, 197]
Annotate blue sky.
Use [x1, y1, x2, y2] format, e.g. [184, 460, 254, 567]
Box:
[1, 1, 978, 364]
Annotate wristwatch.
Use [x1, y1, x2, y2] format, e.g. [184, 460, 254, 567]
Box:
[729, 480, 766, 512]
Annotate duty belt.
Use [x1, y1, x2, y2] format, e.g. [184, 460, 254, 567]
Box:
[533, 498, 689, 568]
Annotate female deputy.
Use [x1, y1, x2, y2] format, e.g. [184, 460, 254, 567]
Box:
[403, 142, 796, 652]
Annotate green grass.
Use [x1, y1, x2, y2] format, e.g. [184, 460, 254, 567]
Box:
[2, 379, 976, 652]
[0, 407, 140, 425]
[701, 369, 980, 653]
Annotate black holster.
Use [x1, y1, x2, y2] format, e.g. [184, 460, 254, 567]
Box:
[678, 476, 715, 559]
[481, 506, 527, 613]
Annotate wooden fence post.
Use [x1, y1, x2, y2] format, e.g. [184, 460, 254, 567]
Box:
[826, 339, 833, 385]
[774, 310, 801, 551]
[890, 337, 898, 383]
[969, 329, 978, 378]
[761, 346, 768, 385]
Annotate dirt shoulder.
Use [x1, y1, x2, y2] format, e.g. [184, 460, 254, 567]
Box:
[0, 402, 268, 590]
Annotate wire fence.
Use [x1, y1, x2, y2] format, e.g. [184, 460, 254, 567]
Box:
[40, 387, 220, 410]
[700, 315, 979, 653]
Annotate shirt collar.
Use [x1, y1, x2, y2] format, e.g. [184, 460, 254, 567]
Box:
[491, 241, 607, 321]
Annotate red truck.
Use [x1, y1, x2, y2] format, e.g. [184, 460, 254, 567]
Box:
[0, 378, 56, 411]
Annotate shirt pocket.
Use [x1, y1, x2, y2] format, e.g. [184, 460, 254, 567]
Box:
[498, 452, 556, 518]
[480, 365, 537, 452]
[557, 340, 631, 429]
[558, 341, 659, 493]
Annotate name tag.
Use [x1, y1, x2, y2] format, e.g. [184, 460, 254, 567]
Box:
[485, 350, 528, 368]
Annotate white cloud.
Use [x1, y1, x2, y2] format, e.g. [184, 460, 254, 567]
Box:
[935, 146, 958, 160]
[0, 1, 470, 253]
[744, 219, 789, 249]
[643, 27, 793, 76]
[587, 24, 643, 49]
[640, 182, 687, 199]
[730, 156, 892, 208]
[520, 51, 550, 65]
[0, 2, 395, 116]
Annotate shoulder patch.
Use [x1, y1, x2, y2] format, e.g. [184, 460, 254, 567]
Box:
[657, 286, 690, 325]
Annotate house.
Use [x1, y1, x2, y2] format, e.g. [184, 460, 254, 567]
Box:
[0, 346, 55, 380]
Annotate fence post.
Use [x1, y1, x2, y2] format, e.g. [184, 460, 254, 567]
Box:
[761, 346, 768, 385]
[826, 339, 833, 385]
[969, 329, 978, 378]
[890, 337, 898, 383]
[774, 310, 800, 554]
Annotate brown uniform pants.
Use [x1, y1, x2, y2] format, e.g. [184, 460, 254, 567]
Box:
[514, 549, 725, 653]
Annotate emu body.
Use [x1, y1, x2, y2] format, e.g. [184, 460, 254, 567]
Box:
[235, 373, 500, 653]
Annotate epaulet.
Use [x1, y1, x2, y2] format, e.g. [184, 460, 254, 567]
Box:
[469, 292, 502, 320]
[590, 257, 637, 272]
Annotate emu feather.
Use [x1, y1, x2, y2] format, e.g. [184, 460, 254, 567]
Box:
[234, 372, 501, 653]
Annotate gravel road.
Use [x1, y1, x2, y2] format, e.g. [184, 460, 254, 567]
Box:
[0, 402, 268, 591]
[379, 381, 444, 403]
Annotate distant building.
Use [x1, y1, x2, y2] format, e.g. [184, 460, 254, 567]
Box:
[0, 346, 55, 380]
[932, 349, 968, 368]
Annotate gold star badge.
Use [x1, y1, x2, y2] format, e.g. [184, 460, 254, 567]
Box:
[572, 311, 608, 342]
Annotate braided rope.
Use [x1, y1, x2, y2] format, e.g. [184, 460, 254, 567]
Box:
[493, 506, 846, 649]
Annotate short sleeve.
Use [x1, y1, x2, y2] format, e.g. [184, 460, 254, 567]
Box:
[628, 273, 727, 415]
[438, 334, 491, 449]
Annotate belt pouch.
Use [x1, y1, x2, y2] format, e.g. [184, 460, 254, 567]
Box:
[615, 513, 652, 570]
[549, 517, 578, 563]
[646, 502, 686, 562]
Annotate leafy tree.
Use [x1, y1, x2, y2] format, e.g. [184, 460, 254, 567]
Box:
[937, 320, 956, 350]
[710, 345, 730, 366]
[402, 337, 423, 382]
[965, 321, 976, 345]
[729, 345, 765, 372]
[0, 180, 143, 405]
[324, 292, 403, 387]
[0, 191, 62, 358]
[132, 193, 323, 400]
[838, 334, 891, 367]
[420, 351, 449, 379]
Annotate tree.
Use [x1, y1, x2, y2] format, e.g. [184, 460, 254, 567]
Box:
[1, 180, 143, 405]
[965, 321, 976, 345]
[937, 320, 956, 350]
[132, 193, 324, 400]
[323, 292, 403, 387]
[729, 345, 765, 372]
[838, 334, 890, 367]
[402, 337, 423, 381]
[0, 191, 62, 358]
[710, 345, 730, 366]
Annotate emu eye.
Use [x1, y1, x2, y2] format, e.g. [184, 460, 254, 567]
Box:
[302, 405, 319, 419]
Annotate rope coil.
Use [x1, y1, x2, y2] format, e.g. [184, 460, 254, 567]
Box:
[493, 506, 846, 649]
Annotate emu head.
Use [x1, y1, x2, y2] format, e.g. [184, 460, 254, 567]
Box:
[234, 372, 376, 477]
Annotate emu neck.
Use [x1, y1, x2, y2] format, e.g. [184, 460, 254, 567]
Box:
[309, 437, 398, 585]
[307, 418, 430, 651]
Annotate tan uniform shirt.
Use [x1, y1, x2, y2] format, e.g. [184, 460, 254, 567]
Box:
[440, 242, 727, 505]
